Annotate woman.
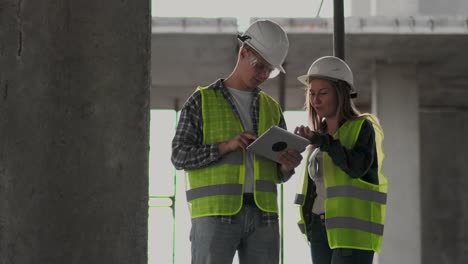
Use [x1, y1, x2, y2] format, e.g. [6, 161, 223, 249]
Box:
[293, 56, 389, 264]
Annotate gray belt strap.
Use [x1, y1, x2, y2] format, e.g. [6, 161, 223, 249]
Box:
[186, 183, 243, 201]
[327, 186, 387, 204]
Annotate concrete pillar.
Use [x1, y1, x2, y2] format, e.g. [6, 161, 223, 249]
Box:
[372, 0, 419, 16]
[421, 110, 468, 264]
[371, 62, 421, 264]
[420, 0, 468, 16]
[0, 1, 150, 263]
[351, 0, 372, 17]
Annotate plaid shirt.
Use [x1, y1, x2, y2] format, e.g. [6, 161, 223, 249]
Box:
[171, 78, 288, 172]
[171, 79, 290, 222]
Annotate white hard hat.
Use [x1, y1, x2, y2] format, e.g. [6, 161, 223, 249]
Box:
[297, 56, 357, 97]
[238, 19, 289, 74]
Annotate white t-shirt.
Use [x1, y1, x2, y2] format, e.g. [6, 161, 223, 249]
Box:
[227, 87, 255, 193]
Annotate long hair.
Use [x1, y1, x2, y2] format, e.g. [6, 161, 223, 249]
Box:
[305, 79, 360, 132]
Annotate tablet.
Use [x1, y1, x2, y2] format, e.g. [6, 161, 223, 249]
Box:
[246, 126, 310, 163]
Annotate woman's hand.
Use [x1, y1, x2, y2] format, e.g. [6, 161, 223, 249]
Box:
[294, 125, 313, 139]
[294, 125, 324, 146]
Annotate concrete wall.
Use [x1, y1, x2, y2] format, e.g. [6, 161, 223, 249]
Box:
[350, 0, 419, 16]
[350, 0, 372, 17]
[372, 60, 468, 264]
[372, 62, 421, 264]
[421, 110, 468, 264]
[352, 0, 468, 16]
[374, 0, 419, 16]
[0, 1, 150, 263]
[420, 0, 468, 16]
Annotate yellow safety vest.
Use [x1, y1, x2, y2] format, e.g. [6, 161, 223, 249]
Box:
[186, 86, 282, 218]
[295, 114, 389, 252]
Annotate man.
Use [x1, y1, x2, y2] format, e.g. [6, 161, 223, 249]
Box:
[171, 19, 302, 264]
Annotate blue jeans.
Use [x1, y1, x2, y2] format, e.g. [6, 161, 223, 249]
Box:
[308, 213, 374, 264]
[190, 204, 279, 264]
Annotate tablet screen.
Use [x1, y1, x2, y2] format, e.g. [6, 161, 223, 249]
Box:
[247, 126, 309, 162]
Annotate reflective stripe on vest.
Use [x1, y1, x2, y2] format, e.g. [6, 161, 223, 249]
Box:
[294, 194, 305, 205]
[256, 179, 277, 193]
[186, 179, 276, 202]
[186, 183, 243, 201]
[326, 217, 384, 236]
[186, 86, 281, 218]
[327, 186, 387, 204]
[298, 222, 306, 234]
[218, 151, 244, 165]
[294, 148, 313, 237]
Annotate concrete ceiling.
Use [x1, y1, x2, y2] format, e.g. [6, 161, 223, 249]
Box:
[150, 18, 468, 111]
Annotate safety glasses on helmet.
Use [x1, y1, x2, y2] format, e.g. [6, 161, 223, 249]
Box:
[246, 48, 280, 79]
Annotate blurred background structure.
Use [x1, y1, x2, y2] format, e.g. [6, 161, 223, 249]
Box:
[1, 0, 467, 264]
